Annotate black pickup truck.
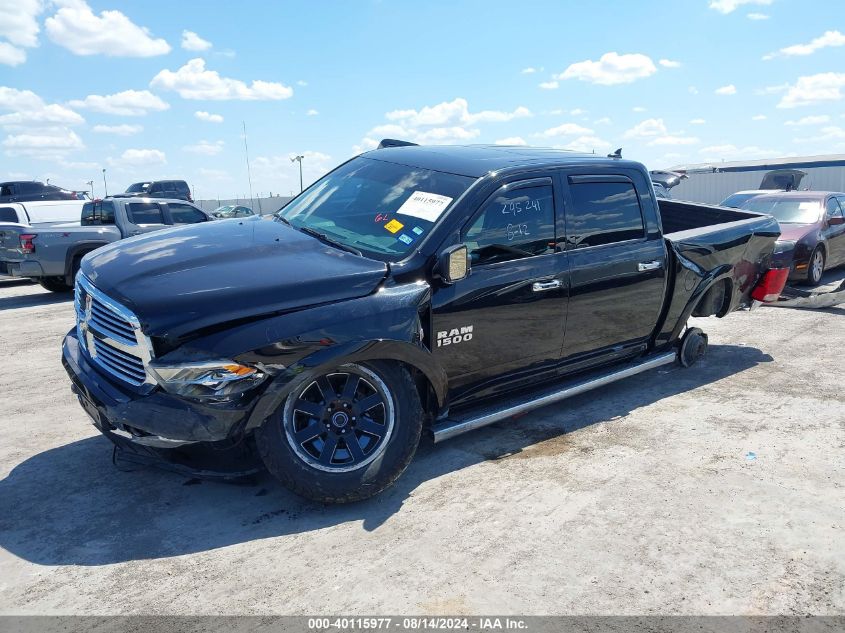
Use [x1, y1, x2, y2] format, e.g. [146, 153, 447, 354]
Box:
[62, 144, 787, 502]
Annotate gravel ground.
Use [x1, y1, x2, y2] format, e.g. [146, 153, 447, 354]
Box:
[0, 272, 843, 616]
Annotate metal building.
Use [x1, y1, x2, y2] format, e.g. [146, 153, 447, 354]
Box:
[664, 154, 845, 205]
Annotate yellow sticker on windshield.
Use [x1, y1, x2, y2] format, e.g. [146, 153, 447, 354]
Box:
[384, 219, 404, 234]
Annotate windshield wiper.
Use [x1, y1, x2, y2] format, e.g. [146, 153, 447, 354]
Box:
[298, 226, 363, 257]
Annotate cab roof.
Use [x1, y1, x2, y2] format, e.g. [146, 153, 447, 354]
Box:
[363, 144, 642, 178]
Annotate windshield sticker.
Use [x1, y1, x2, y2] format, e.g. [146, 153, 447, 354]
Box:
[799, 202, 818, 209]
[396, 191, 453, 222]
[375, 213, 390, 223]
[384, 219, 404, 234]
[412, 226, 424, 235]
[397, 233, 414, 245]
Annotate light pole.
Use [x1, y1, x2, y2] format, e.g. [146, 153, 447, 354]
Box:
[86, 180, 94, 199]
[291, 155, 304, 193]
[102, 169, 108, 197]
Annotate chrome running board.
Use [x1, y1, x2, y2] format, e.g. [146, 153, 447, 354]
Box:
[431, 351, 677, 443]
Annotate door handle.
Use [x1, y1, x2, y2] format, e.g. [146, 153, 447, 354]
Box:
[638, 260, 663, 272]
[532, 279, 562, 292]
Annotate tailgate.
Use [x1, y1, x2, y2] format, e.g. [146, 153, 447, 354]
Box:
[0, 223, 27, 266]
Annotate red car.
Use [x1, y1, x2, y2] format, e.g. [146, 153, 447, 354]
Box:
[740, 191, 845, 285]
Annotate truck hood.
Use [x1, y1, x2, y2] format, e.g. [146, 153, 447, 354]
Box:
[82, 218, 388, 340]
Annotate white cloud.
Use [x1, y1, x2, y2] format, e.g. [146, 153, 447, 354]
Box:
[785, 115, 830, 127]
[649, 135, 700, 146]
[538, 80, 559, 90]
[623, 118, 667, 139]
[45, 0, 170, 57]
[0, 0, 43, 47]
[569, 108, 588, 116]
[385, 98, 531, 127]
[183, 139, 224, 156]
[689, 118, 706, 125]
[92, 123, 142, 135]
[756, 83, 789, 95]
[659, 59, 681, 68]
[715, 84, 737, 95]
[699, 144, 777, 161]
[69, 90, 169, 116]
[521, 67, 537, 74]
[494, 137, 527, 146]
[306, 109, 319, 116]
[777, 73, 845, 108]
[297, 80, 308, 86]
[195, 110, 223, 123]
[792, 126, 845, 144]
[181, 30, 211, 52]
[540, 122, 594, 137]
[708, 0, 771, 14]
[0, 41, 27, 66]
[688, 86, 699, 95]
[594, 117, 612, 125]
[2, 129, 84, 157]
[747, 12, 769, 19]
[752, 114, 767, 120]
[558, 52, 657, 86]
[151, 58, 293, 100]
[110, 148, 166, 167]
[562, 136, 612, 153]
[764, 30, 845, 60]
[0, 87, 84, 127]
[632, 106, 647, 112]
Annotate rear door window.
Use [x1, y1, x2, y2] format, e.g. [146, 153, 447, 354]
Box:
[81, 200, 116, 225]
[463, 184, 555, 265]
[566, 178, 646, 248]
[168, 203, 207, 224]
[0, 206, 19, 222]
[127, 202, 164, 224]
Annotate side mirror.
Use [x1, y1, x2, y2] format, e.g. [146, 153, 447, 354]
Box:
[437, 244, 470, 284]
[828, 216, 845, 226]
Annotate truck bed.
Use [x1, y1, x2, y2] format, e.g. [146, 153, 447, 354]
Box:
[653, 198, 781, 348]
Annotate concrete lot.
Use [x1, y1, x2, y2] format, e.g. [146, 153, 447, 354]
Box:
[0, 273, 843, 615]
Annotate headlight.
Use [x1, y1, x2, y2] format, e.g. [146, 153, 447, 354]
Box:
[148, 360, 267, 400]
[773, 240, 797, 254]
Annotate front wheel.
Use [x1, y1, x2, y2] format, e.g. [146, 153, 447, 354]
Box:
[806, 247, 825, 286]
[256, 361, 423, 503]
[39, 277, 72, 293]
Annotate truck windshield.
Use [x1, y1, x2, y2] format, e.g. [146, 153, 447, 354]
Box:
[740, 197, 822, 224]
[277, 156, 475, 261]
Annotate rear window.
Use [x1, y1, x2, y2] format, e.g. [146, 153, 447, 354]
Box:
[81, 200, 115, 225]
[0, 206, 19, 222]
[126, 182, 150, 193]
[168, 203, 206, 224]
[127, 202, 164, 224]
[567, 179, 646, 248]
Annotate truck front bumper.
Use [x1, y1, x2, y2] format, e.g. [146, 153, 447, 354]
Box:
[62, 329, 258, 446]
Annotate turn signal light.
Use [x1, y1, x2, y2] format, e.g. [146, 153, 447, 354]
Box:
[19, 234, 36, 254]
[751, 268, 789, 302]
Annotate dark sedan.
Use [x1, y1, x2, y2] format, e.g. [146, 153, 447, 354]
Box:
[740, 191, 845, 285]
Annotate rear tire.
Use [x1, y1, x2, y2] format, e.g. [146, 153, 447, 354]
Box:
[806, 247, 825, 286]
[39, 277, 72, 293]
[256, 361, 423, 503]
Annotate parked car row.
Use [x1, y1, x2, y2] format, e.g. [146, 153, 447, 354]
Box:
[0, 180, 88, 203]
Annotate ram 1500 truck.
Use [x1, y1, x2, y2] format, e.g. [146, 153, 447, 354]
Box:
[0, 197, 213, 292]
[62, 144, 787, 503]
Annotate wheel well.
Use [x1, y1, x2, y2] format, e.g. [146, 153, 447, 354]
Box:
[392, 360, 439, 425]
[692, 278, 732, 318]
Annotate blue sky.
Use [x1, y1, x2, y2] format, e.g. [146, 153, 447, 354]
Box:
[1, 0, 844, 200]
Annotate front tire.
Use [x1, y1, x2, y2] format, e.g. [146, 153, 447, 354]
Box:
[806, 247, 825, 286]
[39, 277, 72, 293]
[256, 361, 423, 503]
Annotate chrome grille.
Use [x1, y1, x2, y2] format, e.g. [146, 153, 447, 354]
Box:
[75, 275, 154, 388]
